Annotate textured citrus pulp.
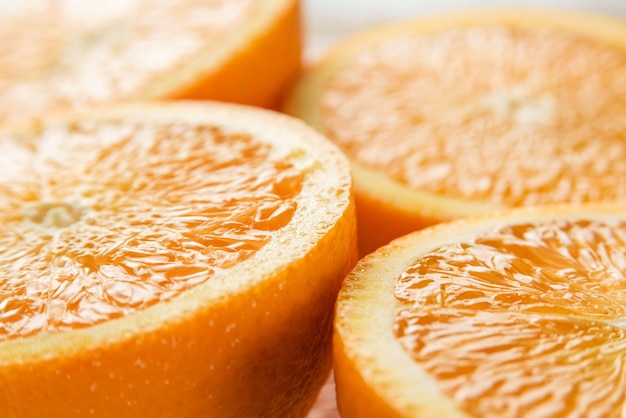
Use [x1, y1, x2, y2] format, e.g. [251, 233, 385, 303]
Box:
[335, 204, 626, 418]
[0, 0, 301, 124]
[0, 101, 357, 418]
[283, 8, 626, 255]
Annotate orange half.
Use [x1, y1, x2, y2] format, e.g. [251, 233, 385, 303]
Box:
[0, 101, 356, 417]
[335, 204, 626, 417]
[283, 8, 626, 254]
[0, 0, 301, 123]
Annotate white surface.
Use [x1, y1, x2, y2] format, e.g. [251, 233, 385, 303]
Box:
[304, 0, 626, 59]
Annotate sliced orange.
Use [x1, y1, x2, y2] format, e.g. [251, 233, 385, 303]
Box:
[0, 0, 301, 123]
[0, 101, 357, 418]
[334, 203, 626, 417]
[283, 8, 626, 255]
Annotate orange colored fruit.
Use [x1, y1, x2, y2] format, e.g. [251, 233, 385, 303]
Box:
[283, 9, 626, 255]
[334, 203, 626, 418]
[0, 0, 301, 123]
[0, 101, 356, 417]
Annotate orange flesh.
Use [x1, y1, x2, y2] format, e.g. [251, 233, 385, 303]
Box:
[0, 0, 256, 120]
[0, 122, 303, 341]
[394, 219, 626, 417]
[321, 27, 626, 206]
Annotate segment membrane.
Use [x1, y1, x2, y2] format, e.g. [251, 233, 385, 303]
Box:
[0, 121, 303, 340]
[394, 220, 626, 417]
[322, 27, 626, 205]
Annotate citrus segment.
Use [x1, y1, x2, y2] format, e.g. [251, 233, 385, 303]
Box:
[0, 121, 303, 340]
[283, 9, 626, 254]
[321, 27, 626, 206]
[334, 205, 626, 418]
[396, 219, 626, 318]
[0, 102, 357, 418]
[0, 0, 301, 123]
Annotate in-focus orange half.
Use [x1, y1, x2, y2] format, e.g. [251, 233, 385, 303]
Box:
[0, 0, 301, 123]
[334, 204, 626, 418]
[283, 8, 626, 255]
[0, 101, 357, 418]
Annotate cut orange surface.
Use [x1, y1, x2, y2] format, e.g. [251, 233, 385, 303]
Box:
[334, 204, 626, 418]
[283, 8, 626, 255]
[0, 101, 357, 418]
[0, 0, 301, 123]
